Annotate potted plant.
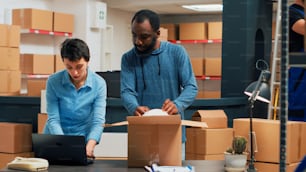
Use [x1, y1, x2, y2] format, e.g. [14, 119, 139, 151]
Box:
[224, 136, 248, 171]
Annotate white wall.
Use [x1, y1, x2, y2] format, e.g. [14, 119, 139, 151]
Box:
[106, 8, 133, 71]
[0, 0, 133, 72]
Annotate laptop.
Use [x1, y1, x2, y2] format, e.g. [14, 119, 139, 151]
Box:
[32, 134, 94, 165]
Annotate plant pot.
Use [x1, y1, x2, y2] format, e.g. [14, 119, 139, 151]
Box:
[224, 152, 248, 171]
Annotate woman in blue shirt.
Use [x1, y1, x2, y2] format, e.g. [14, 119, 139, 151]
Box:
[44, 38, 107, 158]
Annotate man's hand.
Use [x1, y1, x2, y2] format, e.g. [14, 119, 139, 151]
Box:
[162, 99, 178, 115]
[134, 106, 150, 116]
[86, 139, 97, 158]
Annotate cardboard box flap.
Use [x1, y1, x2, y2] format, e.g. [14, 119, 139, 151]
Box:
[192, 110, 227, 128]
[104, 115, 207, 128]
[127, 115, 181, 125]
[192, 110, 226, 118]
[181, 120, 208, 128]
[104, 121, 128, 127]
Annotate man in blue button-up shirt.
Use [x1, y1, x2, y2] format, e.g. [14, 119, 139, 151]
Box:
[43, 38, 107, 158]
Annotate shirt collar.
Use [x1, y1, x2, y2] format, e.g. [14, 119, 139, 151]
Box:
[61, 68, 93, 89]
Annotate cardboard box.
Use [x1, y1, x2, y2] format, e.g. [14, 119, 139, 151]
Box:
[186, 127, 233, 155]
[106, 115, 207, 167]
[0, 122, 32, 153]
[0, 47, 20, 70]
[12, 8, 53, 31]
[158, 27, 168, 41]
[190, 57, 204, 76]
[160, 24, 177, 40]
[27, 79, 47, 97]
[38, 113, 48, 134]
[204, 57, 222, 76]
[300, 122, 306, 158]
[53, 12, 74, 33]
[54, 54, 65, 72]
[196, 128, 233, 155]
[0, 24, 20, 48]
[233, 118, 300, 164]
[208, 22, 222, 40]
[179, 22, 207, 40]
[0, 152, 34, 169]
[20, 54, 54, 74]
[0, 70, 21, 94]
[191, 110, 227, 128]
[254, 162, 299, 172]
[196, 90, 221, 99]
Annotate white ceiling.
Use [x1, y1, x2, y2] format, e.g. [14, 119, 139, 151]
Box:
[102, 0, 295, 15]
[102, 0, 223, 15]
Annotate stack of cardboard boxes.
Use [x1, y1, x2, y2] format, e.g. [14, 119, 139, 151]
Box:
[10, 8, 72, 96]
[0, 122, 33, 169]
[161, 22, 223, 99]
[233, 118, 306, 172]
[0, 24, 21, 96]
[186, 110, 233, 160]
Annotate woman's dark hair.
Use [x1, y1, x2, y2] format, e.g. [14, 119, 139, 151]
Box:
[131, 9, 160, 32]
[60, 38, 90, 62]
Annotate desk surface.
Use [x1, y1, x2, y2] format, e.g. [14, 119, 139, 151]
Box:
[2, 160, 225, 172]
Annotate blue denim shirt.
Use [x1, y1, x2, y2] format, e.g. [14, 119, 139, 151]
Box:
[44, 69, 107, 143]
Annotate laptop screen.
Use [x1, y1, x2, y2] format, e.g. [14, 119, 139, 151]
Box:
[32, 134, 93, 165]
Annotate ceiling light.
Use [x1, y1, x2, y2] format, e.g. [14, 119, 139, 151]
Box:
[182, 4, 223, 12]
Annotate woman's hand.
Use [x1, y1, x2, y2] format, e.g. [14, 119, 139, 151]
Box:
[86, 139, 97, 158]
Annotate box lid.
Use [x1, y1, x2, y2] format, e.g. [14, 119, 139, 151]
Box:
[192, 110, 227, 128]
[104, 115, 207, 128]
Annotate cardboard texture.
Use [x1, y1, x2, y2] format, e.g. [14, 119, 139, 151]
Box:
[27, 79, 47, 97]
[300, 122, 306, 158]
[0, 47, 20, 70]
[191, 110, 227, 128]
[53, 12, 74, 33]
[105, 115, 207, 167]
[12, 8, 53, 31]
[54, 54, 65, 72]
[233, 118, 301, 164]
[190, 57, 204, 76]
[179, 22, 207, 40]
[186, 128, 233, 156]
[0, 152, 34, 169]
[204, 57, 222, 76]
[254, 162, 299, 172]
[195, 128, 233, 155]
[0, 24, 20, 48]
[207, 22, 222, 40]
[197, 90, 221, 99]
[0, 122, 32, 153]
[158, 27, 168, 41]
[38, 113, 48, 134]
[160, 24, 176, 40]
[20, 54, 54, 74]
[0, 70, 21, 94]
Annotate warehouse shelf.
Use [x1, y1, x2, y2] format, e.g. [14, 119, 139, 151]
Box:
[169, 39, 222, 44]
[22, 74, 50, 79]
[20, 29, 72, 37]
[196, 75, 221, 80]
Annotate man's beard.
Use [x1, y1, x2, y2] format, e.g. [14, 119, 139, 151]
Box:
[134, 36, 157, 56]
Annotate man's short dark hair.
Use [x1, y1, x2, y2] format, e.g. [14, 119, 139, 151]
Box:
[131, 9, 160, 32]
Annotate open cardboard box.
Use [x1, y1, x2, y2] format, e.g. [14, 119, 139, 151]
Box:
[105, 115, 207, 167]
